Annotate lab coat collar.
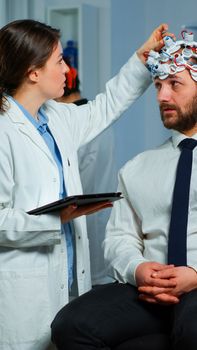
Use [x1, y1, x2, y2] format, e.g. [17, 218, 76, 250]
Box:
[6, 97, 57, 168]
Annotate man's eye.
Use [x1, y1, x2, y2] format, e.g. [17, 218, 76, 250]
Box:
[171, 81, 179, 87]
[155, 83, 161, 90]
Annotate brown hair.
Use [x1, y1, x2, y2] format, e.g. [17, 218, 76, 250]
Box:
[0, 19, 60, 112]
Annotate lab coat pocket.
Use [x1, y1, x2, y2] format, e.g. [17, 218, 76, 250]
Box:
[0, 269, 51, 345]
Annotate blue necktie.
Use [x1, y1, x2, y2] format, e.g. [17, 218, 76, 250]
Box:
[168, 138, 197, 266]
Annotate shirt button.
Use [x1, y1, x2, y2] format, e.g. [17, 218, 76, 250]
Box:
[78, 236, 81, 239]
[61, 284, 64, 289]
[82, 270, 85, 274]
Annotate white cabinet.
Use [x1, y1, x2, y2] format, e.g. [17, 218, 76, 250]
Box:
[46, 4, 99, 100]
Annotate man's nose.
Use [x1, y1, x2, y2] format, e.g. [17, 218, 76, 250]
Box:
[157, 85, 172, 103]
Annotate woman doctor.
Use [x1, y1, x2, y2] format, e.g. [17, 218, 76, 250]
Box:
[0, 19, 169, 350]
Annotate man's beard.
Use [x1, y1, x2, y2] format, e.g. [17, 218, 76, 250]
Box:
[160, 95, 197, 133]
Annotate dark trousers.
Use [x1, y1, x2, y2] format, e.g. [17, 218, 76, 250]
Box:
[51, 283, 197, 349]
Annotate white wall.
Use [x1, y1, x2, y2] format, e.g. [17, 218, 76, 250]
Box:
[111, 0, 148, 170]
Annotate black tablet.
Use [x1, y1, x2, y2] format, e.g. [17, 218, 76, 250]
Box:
[27, 192, 123, 215]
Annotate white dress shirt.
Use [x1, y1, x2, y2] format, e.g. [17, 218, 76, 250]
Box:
[104, 130, 197, 286]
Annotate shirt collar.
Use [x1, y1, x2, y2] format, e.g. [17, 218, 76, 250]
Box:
[172, 130, 197, 148]
[8, 96, 49, 134]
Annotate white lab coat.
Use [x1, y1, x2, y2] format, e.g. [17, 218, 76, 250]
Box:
[0, 53, 151, 350]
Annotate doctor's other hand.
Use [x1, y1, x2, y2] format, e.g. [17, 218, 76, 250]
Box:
[137, 23, 175, 64]
[60, 201, 113, 224]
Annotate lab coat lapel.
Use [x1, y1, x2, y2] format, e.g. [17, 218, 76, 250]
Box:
[7, 102, 57, 167]
[19, 124, 57, 166]
[48, 121, 70, 186]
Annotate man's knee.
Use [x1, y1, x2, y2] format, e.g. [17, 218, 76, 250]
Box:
[51, 292, 102, 347]
[51, 306, 69, 345]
